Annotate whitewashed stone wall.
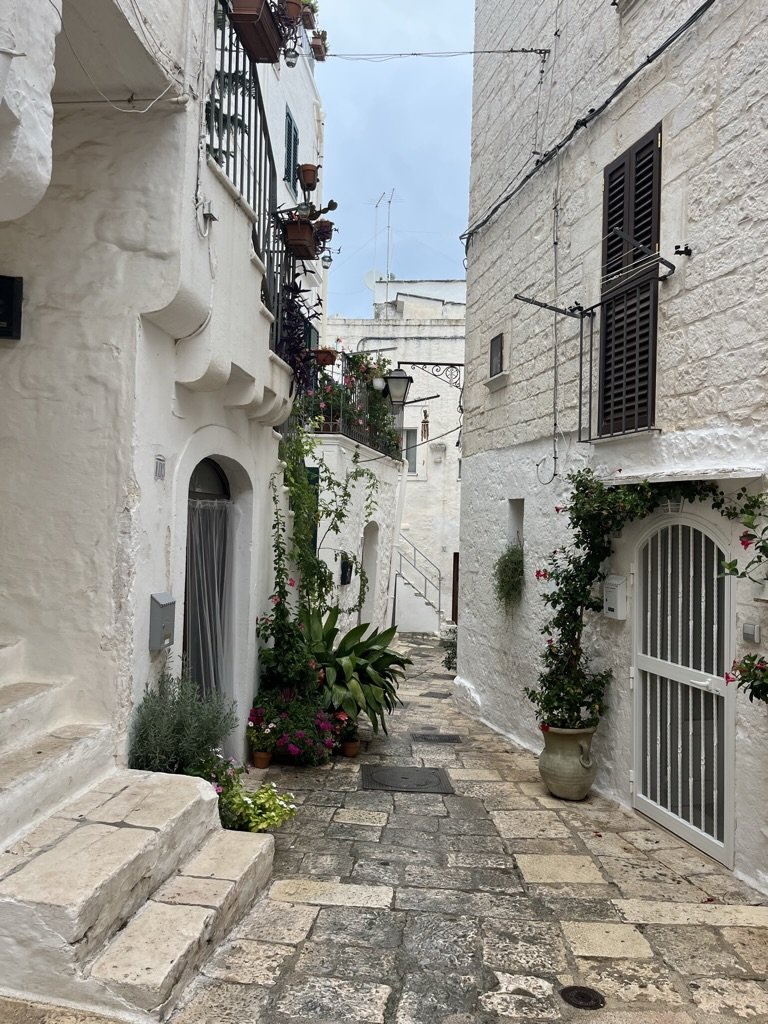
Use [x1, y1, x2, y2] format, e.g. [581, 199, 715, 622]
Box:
[462, 0, 768, 890]
[0, 2, 325, 762]
[328, 284, 465, 631]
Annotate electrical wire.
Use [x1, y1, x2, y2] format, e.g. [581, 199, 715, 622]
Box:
[328, 48, 550, 62]
[356, 425, 461, 465]
[462, 0, 719, 248]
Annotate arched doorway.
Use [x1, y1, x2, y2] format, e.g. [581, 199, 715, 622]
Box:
[184, 458, 233, 696]
[359, 522, 379, 626]
[633, 516, 735, 865]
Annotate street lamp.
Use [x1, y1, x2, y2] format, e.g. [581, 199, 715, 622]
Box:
[383, 368, 413, 407]
[284, 47, 299, 68]
[320, 250, 333, 269]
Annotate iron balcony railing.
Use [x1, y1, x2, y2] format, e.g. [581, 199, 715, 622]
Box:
[207, 4, 283, 316]
[396, 534, 443, 622]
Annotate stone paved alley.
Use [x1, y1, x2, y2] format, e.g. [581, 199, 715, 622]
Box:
[4, 636, 768, 1024]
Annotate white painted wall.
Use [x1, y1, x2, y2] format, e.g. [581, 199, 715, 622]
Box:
[462, 0, 768, 890]
[0, 1, 325, 768]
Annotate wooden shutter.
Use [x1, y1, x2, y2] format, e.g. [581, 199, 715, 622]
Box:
[284, 107, 298, 190]
[599, 125, 661, 435]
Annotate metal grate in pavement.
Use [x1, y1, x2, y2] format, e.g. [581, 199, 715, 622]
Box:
[419, 691, 452, 699]
[410, 733, 463, 744]
[361, 764, 454, 794]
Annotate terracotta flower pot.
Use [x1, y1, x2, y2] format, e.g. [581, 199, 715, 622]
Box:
[313, 218, 333, 242]
[538, 726, 597, 801]
[310, 33, 326, 62]
[284, 219, 316, 259]
[282, 0, 302, 22]
[301, 5, 316, 29]
[297, 163, 319, 192]
[251, 750, 273, 769]
[313, 348, 337, 366]
[342, 739, 361, 758]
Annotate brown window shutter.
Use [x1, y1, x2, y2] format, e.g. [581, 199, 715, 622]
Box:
[598, 124, 661, 436]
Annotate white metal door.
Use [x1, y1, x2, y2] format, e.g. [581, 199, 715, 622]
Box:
[633, 520, 735, 865]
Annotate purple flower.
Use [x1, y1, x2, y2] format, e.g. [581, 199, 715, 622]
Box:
[324, 738, 334, 748]
[287, 743, 300, 757]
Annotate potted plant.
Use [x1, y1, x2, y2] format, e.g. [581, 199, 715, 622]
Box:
[313, 347, 337, 366]
[228, 0, 285, 64]
[280, 0, 302, 22]
[297, 163, 319, 192]
[336, 712, 361, 757]
[301, 1, 317, 29]
[310, 30, 327, 61]
[314, 218, 333, 243]
[246, 705, 279, 768]
[284, 218, 317, 259]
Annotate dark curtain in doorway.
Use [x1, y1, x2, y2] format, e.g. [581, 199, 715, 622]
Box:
[185, 499, 233, 696]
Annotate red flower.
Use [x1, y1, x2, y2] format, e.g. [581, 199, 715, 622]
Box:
[535, 569, 550, 581]
[288, 578, 296, 587]
[540, 723, 550, 732]
[740, 532, 753, 550]
[725, 671, 736, 685]
[555, 506, 562, 514]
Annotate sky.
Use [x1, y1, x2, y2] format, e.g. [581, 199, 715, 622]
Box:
[315, 1, 475, 318]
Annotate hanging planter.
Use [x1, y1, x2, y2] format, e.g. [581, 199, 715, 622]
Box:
[297, 163, 319, 192]
[301, 3, 316, 29]
[280, 0, 302, 21]
[229, 0, 284, 63]
[284, 219, 317, 259]
[313, 348, 337, 366]
[310, 32, 326, 61]
[313, 218, 333, 243]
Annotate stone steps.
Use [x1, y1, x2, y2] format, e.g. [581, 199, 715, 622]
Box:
[0, 770, 274, 1019]
[0, 722, 114, 844]
[0, 638, 25, 683]
[0, 679, 62, 743]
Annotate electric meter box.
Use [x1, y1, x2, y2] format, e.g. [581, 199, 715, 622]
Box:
[149, 592, 175, 651]
[603, 575, 627, 620]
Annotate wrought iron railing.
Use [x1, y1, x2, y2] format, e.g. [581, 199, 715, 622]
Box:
[207, 5, 282, 314]
[396, 534, 443, 621]
[284, 353, 402, 460]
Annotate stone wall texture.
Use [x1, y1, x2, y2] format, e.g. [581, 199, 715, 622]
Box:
[460, 0, 768, 891]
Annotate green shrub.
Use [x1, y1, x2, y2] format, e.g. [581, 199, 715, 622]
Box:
[493, 543, 525, 612]
[128, 668, 237, 775]
[193, 751, 296, 832]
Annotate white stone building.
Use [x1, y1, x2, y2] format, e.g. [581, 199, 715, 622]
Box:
[459, 0, 768, 891]
[0, 0, 399, 1013]
[328, 278, 465, 631]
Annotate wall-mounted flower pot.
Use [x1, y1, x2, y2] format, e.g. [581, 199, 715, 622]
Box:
[310, 33, 326, 61]
[314, 218, 333, 242]
[301, 4, 316, 29]
[297, 163, 319, 192]
[229, 0, 284, 63]
[284, 219, 316, 259]
[281, 0, 302, 21]
[314, 348, 337, 366]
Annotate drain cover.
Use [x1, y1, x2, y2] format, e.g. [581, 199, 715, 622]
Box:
[411, 733, 462, 744]
[419, 691, 452, 699]
[362, 764, 454, 794]
[559, 986, 606, 1010]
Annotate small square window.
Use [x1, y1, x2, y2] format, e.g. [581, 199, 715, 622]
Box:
[490, 333, 503, 377]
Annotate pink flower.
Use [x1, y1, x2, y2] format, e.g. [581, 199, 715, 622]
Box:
[288, 578, 296, 587]
[535, 569, 550, 581]
[725, 671, 736, 685]
[324, 738, 334, 748]
[309, 659, 317, 670]
[325, 384, 333, 394]
[212, 783, 223, 794]
[555, 506, 562, 513]
[319, 401, 326, 410]
[740, 532, 753, 550]
[287, 743, 300, 757]
[271, 595, 280, 605]
[295, 730, 305, 739]
[540, 723, 550, 732]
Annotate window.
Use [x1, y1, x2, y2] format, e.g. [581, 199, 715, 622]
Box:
[403, 429, 417, 474]
[599, 124, 662, 436]
[284, 107, 298, 195]
[489, 333, 503, 377]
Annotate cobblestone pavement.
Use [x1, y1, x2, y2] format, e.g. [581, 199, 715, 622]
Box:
[170, 636, 768, 1024]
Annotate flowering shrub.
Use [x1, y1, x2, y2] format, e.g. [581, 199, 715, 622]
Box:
[192, 750, 296, 832]
[246, 705, 280, 752]
[727, 655, 768, 704]
[253, 689, 334, 765]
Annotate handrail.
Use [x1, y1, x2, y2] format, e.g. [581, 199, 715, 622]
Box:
[397, 533, 442, 622]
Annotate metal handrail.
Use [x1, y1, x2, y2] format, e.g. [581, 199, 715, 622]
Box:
[397, 534, 442, 622]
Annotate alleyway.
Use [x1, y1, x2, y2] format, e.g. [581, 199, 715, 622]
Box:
[170, 637, 768, 1023]
[3, 637, 768, 1023]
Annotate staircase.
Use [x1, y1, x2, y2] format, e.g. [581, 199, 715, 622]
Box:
[0, 641, 274, 1020]
[394, 535, 445, 633]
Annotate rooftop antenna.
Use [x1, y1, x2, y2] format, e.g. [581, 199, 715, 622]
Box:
[384, 188, 395, 318]
[372, 191, 386, 294]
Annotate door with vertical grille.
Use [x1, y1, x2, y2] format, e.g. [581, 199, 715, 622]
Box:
[633, 520, 735, 865]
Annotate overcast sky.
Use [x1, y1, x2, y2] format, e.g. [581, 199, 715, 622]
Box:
[316, 1, 475, 318]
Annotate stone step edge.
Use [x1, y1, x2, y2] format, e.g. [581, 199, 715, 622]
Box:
[88, 830, 274, 1015]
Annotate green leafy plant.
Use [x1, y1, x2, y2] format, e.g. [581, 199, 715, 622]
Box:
[727, 654, 768, 704]
[493, 543, 525, 612]
[525, 470, 721, 729]
[128, 668, 237, 774]
[194, 751, 296, 832]
[441, 626, 457, 672]
[300, 605, 410, 733]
